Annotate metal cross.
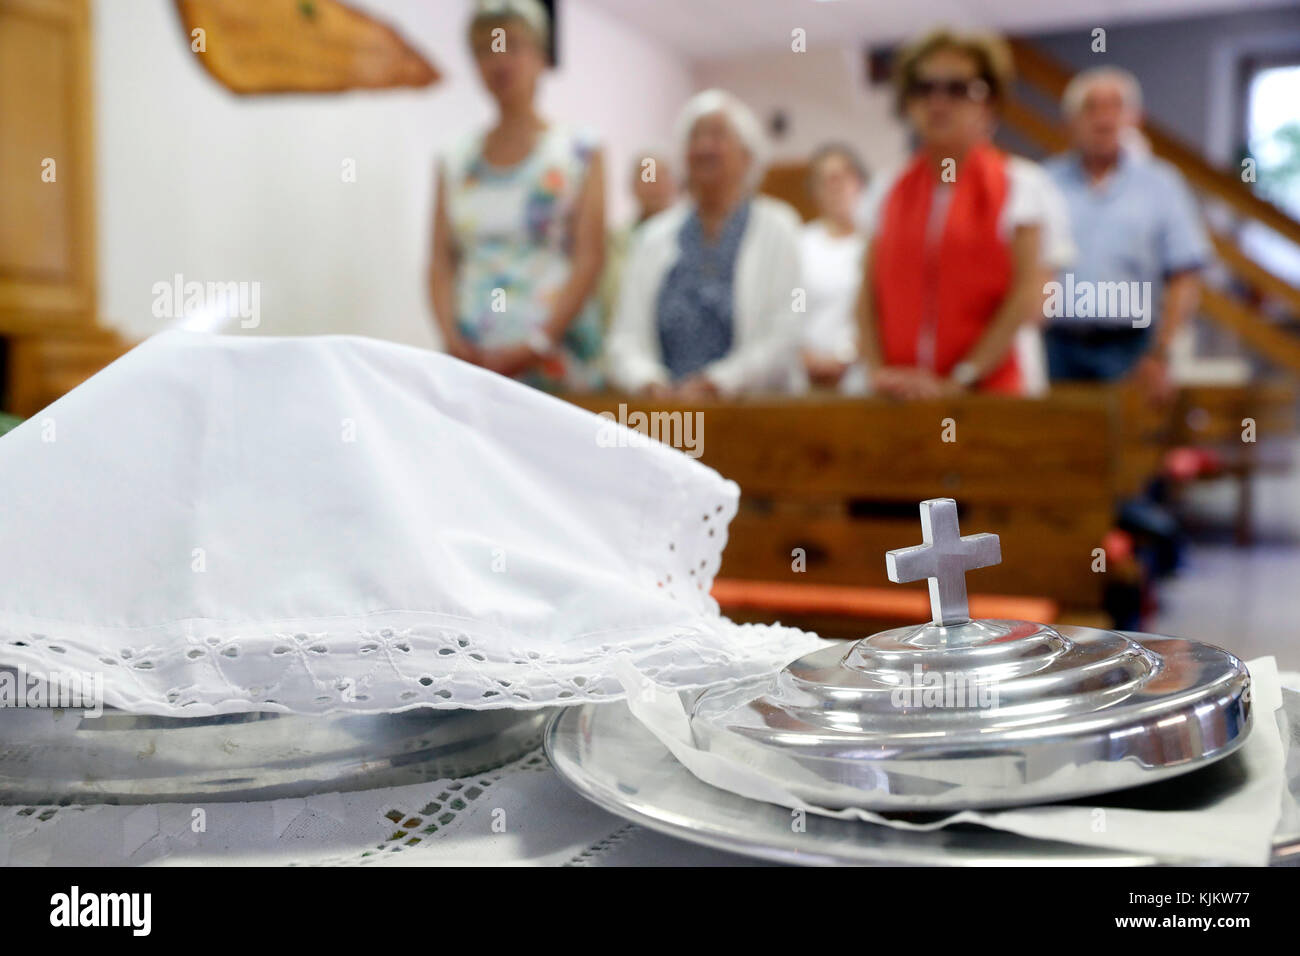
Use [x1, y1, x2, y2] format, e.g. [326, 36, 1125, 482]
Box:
[885, 499, 1001, 627]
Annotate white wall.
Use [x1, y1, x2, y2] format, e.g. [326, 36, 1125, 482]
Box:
[694, 45, 910, 185]
[93, 0, 694, 345]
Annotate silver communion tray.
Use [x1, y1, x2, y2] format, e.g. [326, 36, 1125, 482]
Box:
[684, 499, 1253, 811]
[0, 693, 550, 805]
[688, 623, 1250, 811]
[546, 690, 1300, 866]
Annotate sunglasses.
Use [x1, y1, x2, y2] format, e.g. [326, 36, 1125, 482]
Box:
[907, 77, 991, 102]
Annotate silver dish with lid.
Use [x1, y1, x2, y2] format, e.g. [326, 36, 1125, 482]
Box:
[0, 703, 550, 805]
[687, 498, 1253, 811]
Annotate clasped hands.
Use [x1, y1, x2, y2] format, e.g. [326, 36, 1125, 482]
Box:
[644, 376, 720, 401]
[872, 365, 965, 400]
[448, 337, 548, 379]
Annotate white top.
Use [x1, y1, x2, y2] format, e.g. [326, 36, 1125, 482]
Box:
[606, 195, 805, 395]
[1013, 160, 1075, 395]
[856, 155, 1075, 269]
[799, 221, 865, 362]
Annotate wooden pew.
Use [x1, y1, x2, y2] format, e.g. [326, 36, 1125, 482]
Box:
[564, 391, 1135, 627]
[1169, 382, 1296, 544]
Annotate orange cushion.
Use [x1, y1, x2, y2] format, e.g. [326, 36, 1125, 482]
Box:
[711, 577, 1058, 624]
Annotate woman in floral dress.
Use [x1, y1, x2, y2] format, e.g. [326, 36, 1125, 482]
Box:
[430, 0, 606, 393]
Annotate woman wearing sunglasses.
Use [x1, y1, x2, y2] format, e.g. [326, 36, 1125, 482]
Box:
[856, 28, 1053, 398]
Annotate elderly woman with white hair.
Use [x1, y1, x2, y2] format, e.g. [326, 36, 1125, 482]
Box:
[605, 90, 803, 398]
[430, 0, 606, 392]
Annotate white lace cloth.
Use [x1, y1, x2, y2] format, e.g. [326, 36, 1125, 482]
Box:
[0, 332, 826, 716]
[0, 748, 757, 867]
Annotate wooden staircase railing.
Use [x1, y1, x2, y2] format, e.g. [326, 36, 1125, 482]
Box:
[1197, 286, 1300, 372]
[1008, 38, 1300, 251]
[1005, 37, 1300, 375]
[1209, 232, 1300, 318]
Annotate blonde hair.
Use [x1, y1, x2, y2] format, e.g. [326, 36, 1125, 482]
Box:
[891, 27, 1015, 114]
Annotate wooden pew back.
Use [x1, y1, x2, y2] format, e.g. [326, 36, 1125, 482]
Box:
[565, 392, 1126, 610]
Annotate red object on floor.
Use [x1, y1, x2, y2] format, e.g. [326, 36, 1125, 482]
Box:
[1164, 445, 1224, 481]
[1102, 528, 1135, 565]
[1164, 446, 1200, 481]
[711, 578, 1059, 624]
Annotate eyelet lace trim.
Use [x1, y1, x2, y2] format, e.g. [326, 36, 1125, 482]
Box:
[649, 476, 738, 607]
[0, 612, 822, 716]
[0, 471, 816, 716]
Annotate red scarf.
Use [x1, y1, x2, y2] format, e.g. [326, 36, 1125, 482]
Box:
[871, 142, 1020, 394]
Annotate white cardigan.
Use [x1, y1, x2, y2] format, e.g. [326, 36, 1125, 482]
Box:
[605, 195, 805, 395]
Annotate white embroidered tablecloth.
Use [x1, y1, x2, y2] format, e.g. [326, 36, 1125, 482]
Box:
[6, 673, 1298, 867]
[0, 749, 756, 867]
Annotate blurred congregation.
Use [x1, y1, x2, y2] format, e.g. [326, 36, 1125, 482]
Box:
[435, 0, 1210, 404]
[420, 0, 1299, 644]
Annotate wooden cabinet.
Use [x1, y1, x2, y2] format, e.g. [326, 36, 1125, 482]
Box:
[0, 0, 95, 327]
[0, 0, 128, 417]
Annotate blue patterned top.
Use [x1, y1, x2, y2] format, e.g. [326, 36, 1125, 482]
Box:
[655, 201, 752, 381]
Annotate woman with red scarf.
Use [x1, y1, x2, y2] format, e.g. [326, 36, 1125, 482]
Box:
[856, 29, 1045, 398]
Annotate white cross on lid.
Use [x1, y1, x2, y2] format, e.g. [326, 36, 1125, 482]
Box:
[885, 498, 1002, 627]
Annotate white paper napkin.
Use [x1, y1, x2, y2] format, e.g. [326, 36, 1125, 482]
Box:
[616, 655, 1288, 865]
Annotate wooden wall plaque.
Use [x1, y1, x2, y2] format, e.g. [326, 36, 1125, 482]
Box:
[174, 0, 440, 95]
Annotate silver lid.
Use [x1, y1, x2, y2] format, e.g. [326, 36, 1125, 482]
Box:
[689, 499, 1252, 811]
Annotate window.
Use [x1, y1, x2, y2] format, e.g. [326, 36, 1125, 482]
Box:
[1242, 58, 1300, 216]
[1236, 54, 1300, 286]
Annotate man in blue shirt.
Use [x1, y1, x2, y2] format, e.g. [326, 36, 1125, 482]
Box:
[1043, 66, 1210, 398]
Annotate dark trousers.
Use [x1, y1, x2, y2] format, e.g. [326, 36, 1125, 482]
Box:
[1045, 325, 1151, 382]
[1044, 325, 1177, 627]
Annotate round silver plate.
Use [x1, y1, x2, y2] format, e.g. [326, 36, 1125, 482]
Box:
[687, 626, 1252, 811]
[0, 704, 552, 805]
[545, 693, 1300, 866]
